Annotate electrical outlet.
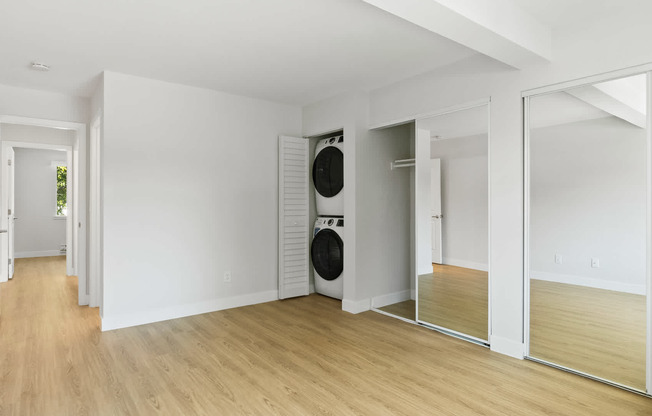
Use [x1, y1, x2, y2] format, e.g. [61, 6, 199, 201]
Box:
[554, 254, 562, 264]
[591, 258, 600, 268]
[223, 271, 232, 282]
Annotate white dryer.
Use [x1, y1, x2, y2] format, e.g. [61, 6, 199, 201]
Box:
[311, 217, 344, 300]
[313, 135, 343, 216]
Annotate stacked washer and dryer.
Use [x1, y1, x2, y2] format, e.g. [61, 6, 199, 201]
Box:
[311, 135, 344, 299]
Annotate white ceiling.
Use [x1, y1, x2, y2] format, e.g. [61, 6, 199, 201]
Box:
[514, 0, 643, 29]
[0, 0, 480, 105]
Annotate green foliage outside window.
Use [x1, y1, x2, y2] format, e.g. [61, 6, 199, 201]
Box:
[57, 166, 67, 216]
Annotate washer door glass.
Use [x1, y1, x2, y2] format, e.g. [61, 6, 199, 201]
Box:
[313, 147, 343, 198]
[311, 229, 343, 281]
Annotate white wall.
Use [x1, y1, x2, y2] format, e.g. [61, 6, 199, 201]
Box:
[431, 134, 488, 270]
[363, 124, 412, 305]
[0, 83, 88, 124]
[101, 71, 302, 330]
[14, 148, 68, 257]
[0, 124, 76, 147]
[530, 116, 646, 294]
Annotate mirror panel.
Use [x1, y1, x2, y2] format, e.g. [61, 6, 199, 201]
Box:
[527, 73, 648, 390]
[416, 105, 489, 341]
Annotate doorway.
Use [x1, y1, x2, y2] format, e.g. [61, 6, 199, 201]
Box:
[11, 147, 72, 272]
[0, 116, 88, 306]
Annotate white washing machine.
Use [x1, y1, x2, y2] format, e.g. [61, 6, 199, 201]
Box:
[313, 135, 344, 216]
[311, 216, 344, 300]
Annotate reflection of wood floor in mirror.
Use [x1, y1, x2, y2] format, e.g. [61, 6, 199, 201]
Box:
[529, 280, 646, 391]
[377, 300, 415, 321]
[419, 264, 488, 341]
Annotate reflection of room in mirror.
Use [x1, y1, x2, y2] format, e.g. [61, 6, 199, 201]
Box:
[415, 104, 490, 342]
[527, 73, 647, 391]
[418, 264, 488, 340]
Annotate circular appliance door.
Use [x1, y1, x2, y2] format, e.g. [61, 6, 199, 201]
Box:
[311, 229, 343, 281]
[312, 147, 343, 198]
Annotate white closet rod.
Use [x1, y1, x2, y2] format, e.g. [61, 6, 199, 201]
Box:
[391, 158, 415, 170]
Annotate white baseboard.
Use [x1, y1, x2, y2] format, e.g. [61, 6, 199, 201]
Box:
[101, 290, 278, 331]
[342, 298, 371, 314]
[411, 289, 416, 300]
[371, 290, 411, 308]
[531, 271, 645, 295]
[15, 250, 65, 259]
[442, 257, 489, 272]
[490, 335, 524, 359]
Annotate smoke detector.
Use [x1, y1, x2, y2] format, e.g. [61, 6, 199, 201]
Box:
[31, 62, 50, 71]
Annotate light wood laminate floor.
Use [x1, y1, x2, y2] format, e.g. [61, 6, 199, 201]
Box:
[418, 264, 489, 340]
[530, 279, 647, 391]
[377, 299, 415, 321]
[1, 257, 650, 415]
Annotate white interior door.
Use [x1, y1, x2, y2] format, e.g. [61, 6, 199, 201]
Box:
[416, 128, 433, 275]
[430, 158, 442, 264]
[7, 147, 15, 279]
[278, 135, 309, 299]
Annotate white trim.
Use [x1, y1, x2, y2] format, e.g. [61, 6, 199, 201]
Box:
[646, 71, 652, 394]
[101, 290, 278, 331]
[442, 258, 489, 272]
[309, 283, 315, 293]
[0, 140, 70, 152]
[65, 149, 73, 276]
[410, 288, 416, 300]
[531, 273, 645, 296]
[342, 298, 371, 314]
[89, 115, 102, 309]
[15, 250, 64, 258]
[371, 290, 411, 308]
[369, 98, 491, 130]
[522, 62, 652, 97]
[486, 100, 493, 345]
[523, 95, 531, 356]
[372, 308, 416, 324]
[490, 335, 525, 359]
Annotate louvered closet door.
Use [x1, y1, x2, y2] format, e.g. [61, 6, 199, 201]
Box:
[278, 136, 309, 299]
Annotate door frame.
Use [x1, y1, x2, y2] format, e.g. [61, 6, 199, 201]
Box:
[522, 65, 652, 395]
[0, 115, 88, 306]
[89, 115, 102, 309]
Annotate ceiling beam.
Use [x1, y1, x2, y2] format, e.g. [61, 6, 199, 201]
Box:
[361, 0, 551, 69]
[566, 86, 646, 128]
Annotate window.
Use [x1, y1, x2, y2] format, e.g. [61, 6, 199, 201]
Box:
[56, 165, 67, 216]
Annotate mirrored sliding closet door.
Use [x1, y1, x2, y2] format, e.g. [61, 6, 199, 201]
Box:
[526, 72, 650, 393]
[415, 104, 490, 343]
